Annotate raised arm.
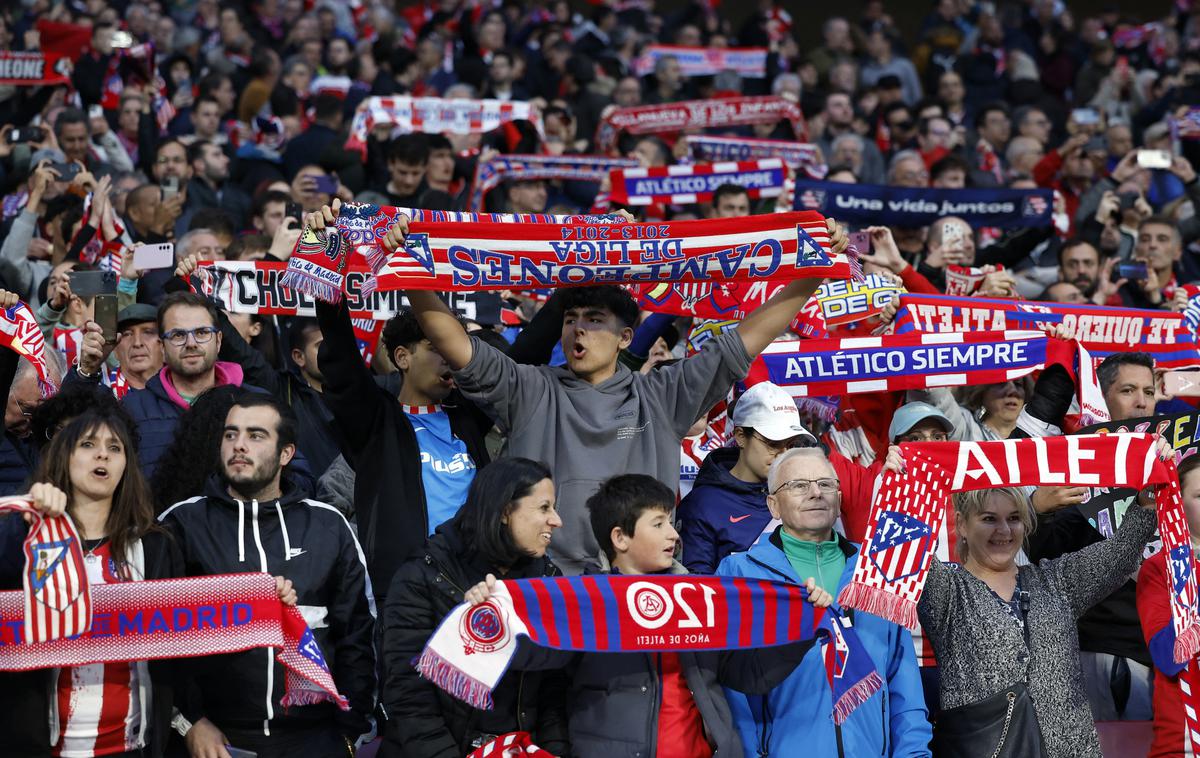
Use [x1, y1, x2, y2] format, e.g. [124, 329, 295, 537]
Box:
[734, 218, 848, 358]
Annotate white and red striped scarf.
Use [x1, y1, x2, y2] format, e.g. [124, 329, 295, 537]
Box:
[944, 265, 1001, 297]
[686, 136, 827, 178]
[0, 300, 58, 397]
[345, 96, 542, 159]
[368, 211, 850, 294]
[1, 497, 91, 643]
[840, 435, 1200, 667]
[595, 96, 806, 151]
[632, 45, 769, 78]
[466, 732, 556, 758]
[0, 572, 349, 710]
[608, 159, 787, 206]
[469, 153, 640, 212]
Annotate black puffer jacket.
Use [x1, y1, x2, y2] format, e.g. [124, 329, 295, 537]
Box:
[379, 522, 569, 758]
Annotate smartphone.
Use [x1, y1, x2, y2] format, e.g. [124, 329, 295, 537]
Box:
[1117, 261, 1148, 280]
[285, 201, 303, 224]
[224, 748, 258, 758]
[1072, 108, 1101, 126]
[110, 30, 133, 49]
[87, 104, 104, 121]
[133, 242, 175, 270]
[307, 174, 339, 194]
[1137, 149, 1173, 169]
[68, 270, 118, 298]
[942, 222, 966, 250]
[1166, 371, 1200, 397]
[94, 294, 118, 345]
[8, 126, 43, 143]
[161, 176, 179, 200]
[849, 231, 871, 255]
[50, 162, 81, 182]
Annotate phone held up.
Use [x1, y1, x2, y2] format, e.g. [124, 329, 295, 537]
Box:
[94, 294, 118, 346]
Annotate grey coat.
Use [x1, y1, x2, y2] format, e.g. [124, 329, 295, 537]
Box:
[917, 504, 1156, 758]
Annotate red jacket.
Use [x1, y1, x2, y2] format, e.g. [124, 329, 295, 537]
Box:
[1032, 149, 1081, 236]
[1137, 549, 1191, 757]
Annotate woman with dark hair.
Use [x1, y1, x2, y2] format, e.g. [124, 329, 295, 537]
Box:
[380, 457, 568, 758]
[149, 385, 243, 511]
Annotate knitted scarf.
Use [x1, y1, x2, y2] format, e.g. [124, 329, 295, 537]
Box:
[944, 265, 1001, 297]
[893, 293, 1200, 369]
[0, 497, 90, 643]
[595, 96, 806, 151]
[466, 732, 555, 758]
[607, 159, 787, 206]
[632, 45, 768, 78]
[0, 572, 349, 710]
[470, 154, 640, 212]
[345, 96, 541, 159]
[366, 211, 851, 294]
[418, 575, 882, 726]
[751, 330, 1076, 398]
[839, 434, 1200, 664]
[0, 300, 58, 397]
[686, 136, 827, 178]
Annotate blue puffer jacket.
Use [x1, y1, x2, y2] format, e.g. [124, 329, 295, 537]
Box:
[716, 530, 932, 758]
[677, 448, 773, 575]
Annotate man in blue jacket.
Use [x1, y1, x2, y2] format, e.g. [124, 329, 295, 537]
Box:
[716, 446, 932, 758]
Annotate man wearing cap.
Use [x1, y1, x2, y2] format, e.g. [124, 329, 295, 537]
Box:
[73, 304, 165, 398]
[716, 443, 930, 758]
[678, 382, 879, 574]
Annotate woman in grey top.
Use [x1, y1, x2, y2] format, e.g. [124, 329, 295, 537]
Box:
[917, 481, 1159, 757]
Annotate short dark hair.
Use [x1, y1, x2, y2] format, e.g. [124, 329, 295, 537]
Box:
[1096, 352, 1155, 394]
[186, 139, 212, 165]
[452, 457, 554, 569]
[387, 133, 430, 166]
[54, 107, 87, 137]
[189, 207, 236, 238]
[1178, 453, 1200, 488]
[1056, 238, 1098, 268]
[197, 72, 231, 100]
[157, 291, 220, 333]
[424, 133, 453, 152]
[712, 183, 750, 207]
[227, 392, 297, 452]
[975, 102, 1010, 130]
[381, 309, 426, 370]
[1139, 216, 1182, 245]
[312, 93, 343, 123]
[253, 189, 292, 220]
[587, 474, 674, 562]
[287, 317, 321, 351]
[155, 138, 186, 161]
[558, 286, 639, 329]
[930, 153, 970, 181]
[193, 95, 221, 113]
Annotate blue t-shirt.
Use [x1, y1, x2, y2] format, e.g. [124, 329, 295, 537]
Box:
[405, 406, 477, 533]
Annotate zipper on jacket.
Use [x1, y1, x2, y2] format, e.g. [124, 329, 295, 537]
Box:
[517, 673, 525, 731]
[249, 499, 274, 735]
[880, 689, 888, 755]
[816, 543, 825, 590]
[648, 653, 661, 758]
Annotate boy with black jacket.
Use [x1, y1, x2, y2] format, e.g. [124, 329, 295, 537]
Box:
[461, 475, 830, 758]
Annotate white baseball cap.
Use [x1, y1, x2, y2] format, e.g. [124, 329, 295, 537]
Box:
[732, 382, 815, 442]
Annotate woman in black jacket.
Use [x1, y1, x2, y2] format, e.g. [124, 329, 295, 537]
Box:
[380, 457, 569, 758]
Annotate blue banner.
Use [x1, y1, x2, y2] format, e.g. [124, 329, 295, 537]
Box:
[793, 180, 1052, 228]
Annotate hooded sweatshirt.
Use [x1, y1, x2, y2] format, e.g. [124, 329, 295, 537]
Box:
[454, 329, 751, 574]
[677, 448, 774, 575]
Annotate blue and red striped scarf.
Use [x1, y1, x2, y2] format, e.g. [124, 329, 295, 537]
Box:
[419, 575, 882, 725]
[470, 154, 640, 212]
[607, 159, 788, 207]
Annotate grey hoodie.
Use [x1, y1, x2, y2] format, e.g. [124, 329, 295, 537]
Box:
[454, 329, 751, 573]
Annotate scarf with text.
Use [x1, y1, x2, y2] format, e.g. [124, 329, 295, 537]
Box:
[0, 52, 71, 86]
[0, 497, 90, 643]
[632, 45, 768, 78]
[944, 265, 1001, 297]
[0, 301, 58, 397]
[1181, 284, 1200, 332]
[418, 575, 881, 726]
[345, 96, 541, 159]
[687, 136, 827, 178]
[470, 153, 640, 212]
[595, 96, 806, 151]
[794, 180, 1052, 228]
[892, 293, 1200, 369]
[839, 435, 1200, 663]
[608, 159, 787, 206]
[0, 572, 349, 709]
[367, 211, 850, 294]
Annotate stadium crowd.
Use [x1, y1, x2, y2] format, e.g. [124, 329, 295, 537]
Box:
[5, 0, 1200, 757]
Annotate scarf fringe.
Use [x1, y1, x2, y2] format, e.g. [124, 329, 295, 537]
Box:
[1176, 623, 1200, 664]
[794, 396, 838, 423]
[415, 648, 495, 710]
[279, 268, 344, 304]
[363, 244, 390, 274]
[837, 582, 918, 630]
[832, 670, 884, 725]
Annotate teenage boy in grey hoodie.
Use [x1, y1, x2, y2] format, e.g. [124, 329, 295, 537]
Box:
[305, 201, 848, 573]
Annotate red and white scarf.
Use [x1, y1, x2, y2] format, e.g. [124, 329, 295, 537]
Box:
[0, 497, 90, 643]
[595, 96, 806, 151]
[345, 96, 541, 158]
[632, 45, 768, 78]
[470, 153, 640, 212]
[0, 300, 58, 397]
[944, 265, 1001, 297]
[0, 572, 349, 709]
[0, 52, 72, 86]
[607, 159, 787, 206]
[839, 435, 1200, 664]
[687, 136, 827, 178]
[467, 732, 556, 758]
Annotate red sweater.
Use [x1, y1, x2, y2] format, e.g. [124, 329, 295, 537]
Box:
[1137, 550, 1191, 757]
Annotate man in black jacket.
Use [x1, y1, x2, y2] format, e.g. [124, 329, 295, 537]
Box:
[159, 393, 375, 757]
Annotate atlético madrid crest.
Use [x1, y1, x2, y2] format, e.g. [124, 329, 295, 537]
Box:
[867, 510, 934, 583]
[460, 601, 511, 655]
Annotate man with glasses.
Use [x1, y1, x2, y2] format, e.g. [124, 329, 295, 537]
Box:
[122, 291, 244, 476]
[715, 445, 930, 758]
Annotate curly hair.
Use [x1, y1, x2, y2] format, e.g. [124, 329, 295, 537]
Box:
[150, 385, 243, 512]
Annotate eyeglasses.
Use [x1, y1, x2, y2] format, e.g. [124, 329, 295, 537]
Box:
[156, 155, 186, 165]
[898, 430, 950, 443]
[17, 400, 37, 418]
[161, 326, 218, 346]
[772, 478, 840, 496]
